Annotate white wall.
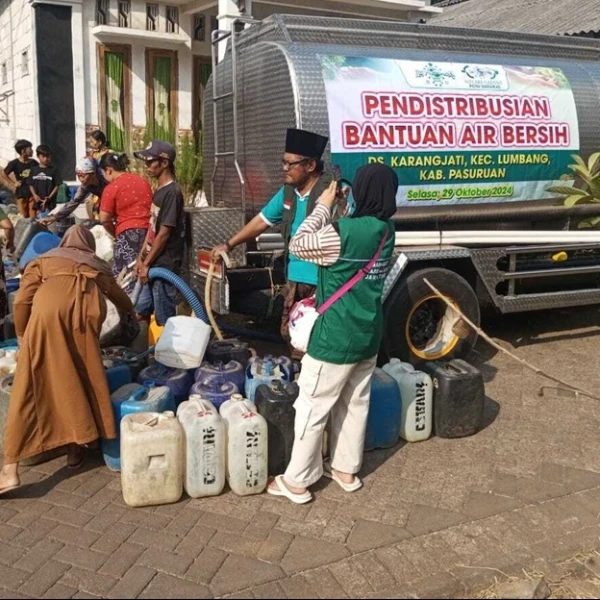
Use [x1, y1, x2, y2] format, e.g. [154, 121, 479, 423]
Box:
[0, 0, 35, 166]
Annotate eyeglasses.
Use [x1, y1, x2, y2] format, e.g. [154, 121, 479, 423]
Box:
[281, 158, 308, 171]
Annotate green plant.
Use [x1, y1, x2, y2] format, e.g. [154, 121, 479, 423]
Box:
[176, 132, 203, 205]
[548, 153, 600, 206]
[548, 153, 600, 228]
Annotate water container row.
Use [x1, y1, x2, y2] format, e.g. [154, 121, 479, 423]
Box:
[365, 358, 485, 451]
[193, 354, 294, 404]
[121, 394, 270, 507]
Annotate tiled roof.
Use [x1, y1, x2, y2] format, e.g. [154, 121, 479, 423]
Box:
[430, 0, 600, 35]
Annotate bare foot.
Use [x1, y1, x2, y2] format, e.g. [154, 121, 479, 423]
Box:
[268, 477, 308, 496]
[0, 468, 20, 493]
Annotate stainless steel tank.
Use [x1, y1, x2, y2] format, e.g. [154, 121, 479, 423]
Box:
[204, 14, 600, 221]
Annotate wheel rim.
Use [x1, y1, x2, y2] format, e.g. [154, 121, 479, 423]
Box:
[405, 294, 461, 360]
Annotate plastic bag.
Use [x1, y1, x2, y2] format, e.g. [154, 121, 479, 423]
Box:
[288, 296, 319, 353]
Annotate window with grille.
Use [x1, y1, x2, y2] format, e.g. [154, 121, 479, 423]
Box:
[118, 1, 131, 28]
[1, 63, 7, 86]
[21, 50, 29, 77]
[166, 6, 179, 33]
[193, 14, 205, 41]
[96, 0, 109, 26]
[147, 3, 158, 31]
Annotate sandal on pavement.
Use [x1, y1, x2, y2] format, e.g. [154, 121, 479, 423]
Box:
[0, 481, 20, 497]
[323, 461, 363, 493]
[267, 475, 312, 505]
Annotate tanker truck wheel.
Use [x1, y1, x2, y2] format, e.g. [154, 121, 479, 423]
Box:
[384, 267, 480, 364]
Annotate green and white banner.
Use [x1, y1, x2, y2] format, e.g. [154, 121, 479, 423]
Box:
[321, 56, 580, 206]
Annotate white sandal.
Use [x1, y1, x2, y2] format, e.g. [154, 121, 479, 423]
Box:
[323, 462, 363, 493]
[267, 475, 312, 505]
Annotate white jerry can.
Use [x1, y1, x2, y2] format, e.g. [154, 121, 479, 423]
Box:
[155, 316, 211, 370]
[120, 411, 183, 507]
[382, 359, 433, 443]
[220, 394, 268, 496]
[177, 396, 226, 498]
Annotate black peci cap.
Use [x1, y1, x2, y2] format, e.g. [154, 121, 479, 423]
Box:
[285, 128, 328, 159]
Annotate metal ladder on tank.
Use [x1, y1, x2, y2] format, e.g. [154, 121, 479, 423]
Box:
[210, 17, 258, 211]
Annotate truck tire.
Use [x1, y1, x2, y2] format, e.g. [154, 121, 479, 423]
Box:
[383, 267, 480, 364]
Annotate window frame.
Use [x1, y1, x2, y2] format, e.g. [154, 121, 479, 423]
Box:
[193, 55, 211, 139]
[21, 50, 29, 77]
[97, 43, 133, 150]
[118, 0, 131, 28]
[193, 13, 206, 41]
[145, 48, 179, 139]
[166, 6, 179, 34]
[96, 0, 109, 26]
[146, 3, 159, 31]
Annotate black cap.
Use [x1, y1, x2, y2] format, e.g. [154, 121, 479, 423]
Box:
[134, 140, 176, 162]
[285, 128, 328, 159]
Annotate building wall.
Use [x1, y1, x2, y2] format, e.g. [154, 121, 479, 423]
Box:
[83, 0, 418, 153]
[0, 0, 35, 167]
[84, 0, 218, 142]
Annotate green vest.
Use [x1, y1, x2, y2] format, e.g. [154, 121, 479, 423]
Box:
[307, 217, 395, 364]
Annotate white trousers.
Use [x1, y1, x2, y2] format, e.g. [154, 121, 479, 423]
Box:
[283, 353, 378, 488]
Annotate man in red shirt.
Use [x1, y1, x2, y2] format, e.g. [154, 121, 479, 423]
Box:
[98, 152, 152, 292]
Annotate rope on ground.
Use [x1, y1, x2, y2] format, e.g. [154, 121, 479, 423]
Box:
[423, 278, 600, 402]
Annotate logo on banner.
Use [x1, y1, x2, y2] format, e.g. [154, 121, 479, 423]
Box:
[415, 63, 456, 87]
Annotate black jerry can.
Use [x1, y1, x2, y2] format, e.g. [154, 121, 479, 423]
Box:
[205, 338, 252, 368]
[422, 359, 484, 438]
[255, 380, 299, 476]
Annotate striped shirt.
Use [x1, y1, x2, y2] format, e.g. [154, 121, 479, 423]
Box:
[289, 203, 342, 267]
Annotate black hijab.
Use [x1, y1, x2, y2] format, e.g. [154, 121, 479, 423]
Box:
[351, 164, 398, 221]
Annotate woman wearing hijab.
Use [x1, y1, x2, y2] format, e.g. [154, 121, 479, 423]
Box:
[42, 158, 108, 227]
[268, 164, 397, 504]
[0, 225, 134, 495]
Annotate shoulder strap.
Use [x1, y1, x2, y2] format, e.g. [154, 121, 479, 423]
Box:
[281, 185, 296, 230]
[307, 178, 326, 217]
[317, 229, 389, 315]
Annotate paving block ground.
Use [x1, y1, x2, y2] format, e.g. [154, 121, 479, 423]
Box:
[3, 306, 600, 598]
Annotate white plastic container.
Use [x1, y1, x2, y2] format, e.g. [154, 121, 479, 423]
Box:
[120, 411, 183, 507]
[0, 350, 17, 376]
[100, 299, 120, 343]
[219, 394, 268, 496]
[382, 359, 433, 443]
[91, 225, 114, 262]
[155, 316, 211, 370]
[8, 291, 17, 315]
[177, 396, 226, 498]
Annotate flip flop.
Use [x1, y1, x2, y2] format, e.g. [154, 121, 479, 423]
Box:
[323, 461, 363, 493]
[267, 475, 312, 505]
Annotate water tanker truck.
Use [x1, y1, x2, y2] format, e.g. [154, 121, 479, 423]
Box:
[184, 14, 600, 363]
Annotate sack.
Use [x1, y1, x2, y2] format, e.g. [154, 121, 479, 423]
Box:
[288, 229, 390, 353]
[100, 298, 140, 348]
[288, 296, 320, 354]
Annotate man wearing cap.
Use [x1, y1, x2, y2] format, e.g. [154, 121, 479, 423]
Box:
[42, 158, 107, 225]
[133, 141, 185, 326]
[211, 128, 349, 352]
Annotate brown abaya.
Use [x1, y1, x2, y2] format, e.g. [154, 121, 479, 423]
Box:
[3, 255, 133, 463]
